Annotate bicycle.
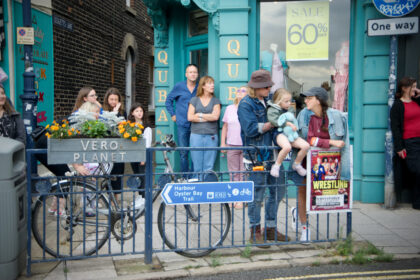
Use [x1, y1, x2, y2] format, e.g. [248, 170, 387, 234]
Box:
[31, 134, 231, 258]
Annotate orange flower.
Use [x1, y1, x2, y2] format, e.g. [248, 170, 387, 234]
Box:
[45, 132, 51, 138]
[68, 130, 73, 136]
[123, 132, 130, 138]
[129, 122, 135, 127]
[61, 124, 66, 128]
[131, 136, 138, 142]
[136, 129, 142, 135]
[45, 124, 50, 129]
[119, 128, 125, 134]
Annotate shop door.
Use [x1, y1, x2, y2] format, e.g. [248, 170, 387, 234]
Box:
[186, 43, 208, 78]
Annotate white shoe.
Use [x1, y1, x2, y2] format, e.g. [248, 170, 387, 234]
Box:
[133, 196, 145, 210]
[300, 226, 311, 242]
[291, 207, 297, 231]
[270, 164, 280, 178]
[292, 163, 307, 176]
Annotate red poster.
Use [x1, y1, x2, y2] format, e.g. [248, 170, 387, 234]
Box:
[306, 147, 352, 213]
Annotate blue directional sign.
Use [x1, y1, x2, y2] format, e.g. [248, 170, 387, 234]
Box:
[161, 181, 254, 205]
[373, 0, 420, 17]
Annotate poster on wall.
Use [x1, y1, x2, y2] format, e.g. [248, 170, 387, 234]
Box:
[306, 147, 352, 213]
[286, 1, 330, 61]
[15, 3, 54, 126]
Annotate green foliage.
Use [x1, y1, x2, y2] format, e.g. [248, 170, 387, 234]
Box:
[374, 253, 394, 262]
[81, 120, 108, 138]
[351, 251, 371, 265]
[210, 255, 221, 267]
[336, 237, 353, 256]
[241, 244, 252, 258]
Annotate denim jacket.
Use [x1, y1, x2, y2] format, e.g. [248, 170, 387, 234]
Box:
[291, 108, 351, 180]
[237, 95, 273, 162]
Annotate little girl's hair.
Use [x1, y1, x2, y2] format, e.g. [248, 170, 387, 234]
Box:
[79, 101, 100, 113]
[128, 102, 149, 127]
[272, 88, 291, 105]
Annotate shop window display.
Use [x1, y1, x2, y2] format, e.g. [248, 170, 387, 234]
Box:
[260, 0, 350, 112]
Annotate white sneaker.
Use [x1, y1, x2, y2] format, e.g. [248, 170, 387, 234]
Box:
[292, 163, 307, 176]
[291, 207, 297, 231]
[133, 196, 145, 210]
[270, 164, 280, 178]
[300, 226, 311, 242]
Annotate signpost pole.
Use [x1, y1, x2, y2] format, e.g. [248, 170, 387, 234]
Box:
[384, 35, 398, 209]
[20, 0, 38, 175]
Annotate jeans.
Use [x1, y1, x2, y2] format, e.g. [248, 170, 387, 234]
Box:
[245, 162, 286, 228]
[190, 133, 218, 176]
[177, 125, 191, 173]
[130, 162, 146, 197]
[226, 145, 244, 181]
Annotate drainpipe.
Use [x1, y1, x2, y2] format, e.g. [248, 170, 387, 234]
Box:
[7, 0, 15, 104]
[384, 35, 397, 209]
[19, 0, 37, 149]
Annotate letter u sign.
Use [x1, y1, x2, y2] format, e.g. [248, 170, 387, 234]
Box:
[227, 64, 239, 78]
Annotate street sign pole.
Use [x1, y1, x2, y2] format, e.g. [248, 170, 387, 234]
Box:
[384, 35, 398, 209]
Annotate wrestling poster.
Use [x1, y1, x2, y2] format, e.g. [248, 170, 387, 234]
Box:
[306, 147, 352, 213]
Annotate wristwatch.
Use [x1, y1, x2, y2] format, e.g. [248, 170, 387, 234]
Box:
[199, 113, 203, 121]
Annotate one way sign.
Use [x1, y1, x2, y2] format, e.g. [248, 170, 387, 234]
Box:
[368, 17, 419, 36]
[161, 181, 254, 205]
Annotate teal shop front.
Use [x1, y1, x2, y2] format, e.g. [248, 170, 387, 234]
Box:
[143, 0, 420, 204]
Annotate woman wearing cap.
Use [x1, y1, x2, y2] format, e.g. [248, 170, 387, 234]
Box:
[291, 86, 350, 242]
[0, 84, 25, 144]
[238, 69, 288, 247]
[390, 77, 420, 210]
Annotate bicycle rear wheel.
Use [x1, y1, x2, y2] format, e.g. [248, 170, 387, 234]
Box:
[32, 181, 110, 257]
[157, 202, 231, 258]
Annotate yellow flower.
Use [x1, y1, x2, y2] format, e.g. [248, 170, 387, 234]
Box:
[138, 124, 144, 129]
[136, 129, 142, 135]
[51, 126, 59, 131]
[119, 128, 125, 134]
[123, 132, 130, 138]
[62, 124, 66, 128]
[68, 130, 73, 136]
[129, 122, 135, 127]
[45, 124, 50, 129]
[45, 132, 51, 138]
[71, 128, 75, 132]
[131, 136, 138, 142]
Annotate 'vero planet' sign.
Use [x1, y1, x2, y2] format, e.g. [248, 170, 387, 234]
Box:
[368, 17, 419, 36]
[47, 138, 146, 164]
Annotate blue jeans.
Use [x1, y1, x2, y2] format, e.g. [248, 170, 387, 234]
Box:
[177, 125, 191, 173]
[246, 162, 286, 228]
[190, 133, 218, 176]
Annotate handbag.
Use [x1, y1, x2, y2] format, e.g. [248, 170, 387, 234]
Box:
[31, 126, 47, 142]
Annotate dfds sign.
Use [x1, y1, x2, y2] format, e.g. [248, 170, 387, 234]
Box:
[373, 0, 420, 17]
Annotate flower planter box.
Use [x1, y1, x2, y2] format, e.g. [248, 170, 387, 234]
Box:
[47, 138, 146, 164]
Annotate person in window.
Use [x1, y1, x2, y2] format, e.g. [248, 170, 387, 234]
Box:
[165, 64, 199, 175]
[291, 87, 350, 242]
[238, 70, 289, 247]
[390, 77, 420, 210]
[0, 84, 25, 145]
[187, 76, 221, 177]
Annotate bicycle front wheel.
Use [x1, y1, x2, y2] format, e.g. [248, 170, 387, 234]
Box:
[157, 202, 231, 258]
[32, 181, 110, 258]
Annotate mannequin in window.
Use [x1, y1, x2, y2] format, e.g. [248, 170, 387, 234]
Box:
[260, 43, 288, 93]
[332, 41, 349, 112]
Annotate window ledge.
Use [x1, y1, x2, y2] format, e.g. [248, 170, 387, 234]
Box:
[125, 6, 137, 16]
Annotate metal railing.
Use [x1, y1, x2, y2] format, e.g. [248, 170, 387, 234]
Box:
[25, 146, 352, 275]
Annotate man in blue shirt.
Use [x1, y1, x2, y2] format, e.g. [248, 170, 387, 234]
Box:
[165, 64, 199, 173]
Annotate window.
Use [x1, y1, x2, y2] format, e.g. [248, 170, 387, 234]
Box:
[148, 57, 155, 111]
[260, 0, 350, 112]
[125, 48, 134, 112]
[188, 9, 208, 37]
[126, 0, 131, 7]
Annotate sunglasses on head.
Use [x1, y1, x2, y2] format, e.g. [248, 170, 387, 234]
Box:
[236, 89, 247, 93]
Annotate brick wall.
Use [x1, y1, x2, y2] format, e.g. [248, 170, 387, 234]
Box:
[52, 0, 154, 124]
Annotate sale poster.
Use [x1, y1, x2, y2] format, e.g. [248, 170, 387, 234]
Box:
[286, 1, 329, 61]
[306, 148, 352, 213]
